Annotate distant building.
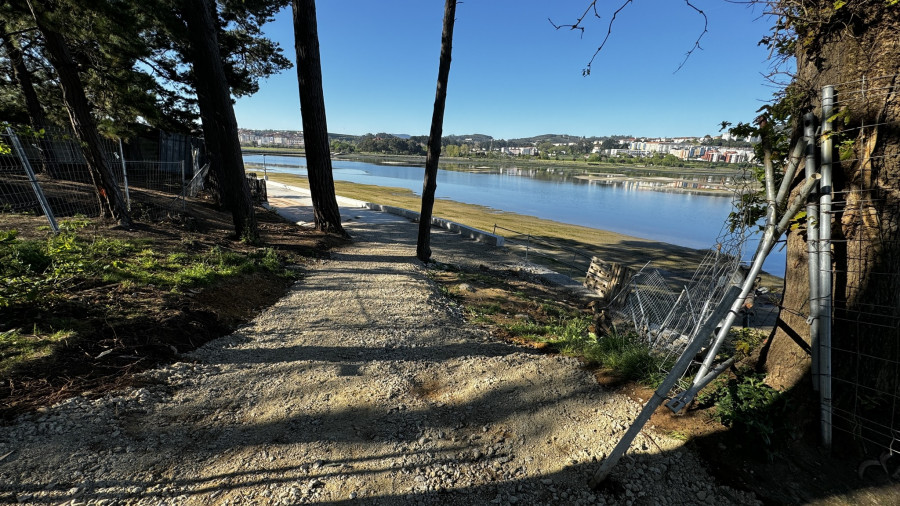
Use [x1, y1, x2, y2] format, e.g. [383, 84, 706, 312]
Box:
[501, 146, 537, 156]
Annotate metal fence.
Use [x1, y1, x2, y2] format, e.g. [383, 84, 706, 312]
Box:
[491, 223, 594, 277]
[817, 76, 900, 458]
[1, 126, 193, 229]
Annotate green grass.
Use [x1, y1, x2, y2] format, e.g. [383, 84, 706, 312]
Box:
[0, 326, 76, 376]
[501, 313, 672, 386]
[1, 219, 297, 375]
[0, 220, 292, 309]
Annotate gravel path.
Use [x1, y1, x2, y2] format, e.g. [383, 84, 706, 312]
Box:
[0, 206, 761, 505]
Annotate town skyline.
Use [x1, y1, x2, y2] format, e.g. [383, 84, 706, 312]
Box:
[238, 127, 757, 164]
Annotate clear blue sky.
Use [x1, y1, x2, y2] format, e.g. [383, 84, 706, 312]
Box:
[232, 0, 779, 140]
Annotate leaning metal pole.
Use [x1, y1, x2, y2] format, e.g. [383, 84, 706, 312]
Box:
[667, 173, 822, 413]
[592, 174, 823, 488]
[588, 283, 743, 488]
[819, 85, 834, 449]
[7, 126, 59, 233]
[679, 139, 811, 403]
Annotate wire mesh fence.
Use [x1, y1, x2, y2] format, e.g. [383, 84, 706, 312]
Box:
[1, 130, 46, 217]
[1, 126, 192, 224]
[821, 75, 900, 457]
[490, 223, 595, 278]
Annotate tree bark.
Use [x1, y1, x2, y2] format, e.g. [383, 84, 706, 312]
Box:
[416, 0, 457, 262]
[763, 1, 900, 450]
[28, 2, 131, 227]
[179, 0, 258, 242]
[291, 0, 346, 236]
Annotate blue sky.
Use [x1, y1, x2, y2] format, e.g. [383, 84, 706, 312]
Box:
[232, 0, 779, 139]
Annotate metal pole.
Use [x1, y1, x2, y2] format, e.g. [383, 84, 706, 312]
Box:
[263, 153, 268, 180]
[7, 127, 58, 233]
[804, 112, 820, 390]
[674, 174, 822, 410]
[589, 284, 743, 488]
[118, 138, 131, 211]
[180, 159, 186, 213]
[819, 85, 835, 449]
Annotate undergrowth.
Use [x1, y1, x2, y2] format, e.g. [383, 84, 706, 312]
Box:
[502, 315, 672, 386]
[698, 369, 790, 451]
[0, 219, 291, 309]
[1, 219, 296, 374]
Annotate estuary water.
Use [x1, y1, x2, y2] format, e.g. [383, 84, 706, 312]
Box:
[244, 154, 784, 276]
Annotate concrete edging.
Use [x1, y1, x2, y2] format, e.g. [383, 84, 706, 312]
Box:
[269, 182, 505, 248]
[362, 202, 505, 248]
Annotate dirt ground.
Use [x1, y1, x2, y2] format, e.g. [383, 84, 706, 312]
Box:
[426, 264, 900, 505]
[1, 190, 898, 504]
[0, 192, 345, 420]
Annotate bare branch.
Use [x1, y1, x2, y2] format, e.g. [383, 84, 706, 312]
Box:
[548, 0, 600, 37]
[583, 0, 632, 76]
[672, 0, 708, 73]
[553, 0, 711, 76]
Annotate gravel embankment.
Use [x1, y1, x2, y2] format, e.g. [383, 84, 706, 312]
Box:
[0, 214, 760, 505]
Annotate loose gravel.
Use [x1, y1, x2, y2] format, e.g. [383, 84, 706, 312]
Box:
[0, 214, 761, 505]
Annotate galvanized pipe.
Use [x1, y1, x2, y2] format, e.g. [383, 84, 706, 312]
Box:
[118, 138, 131, 211]
[819, 85, 835, 449]
[804, 112, 821, 390]
[775, 138, 809, 206]
[688, 174, 821, 396]
[7, 127, 58, 233]
[589, 284, 743, 488]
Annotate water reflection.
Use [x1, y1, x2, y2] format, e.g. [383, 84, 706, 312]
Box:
[243, 154, 782, 276]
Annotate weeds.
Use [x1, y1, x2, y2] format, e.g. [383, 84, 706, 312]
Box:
[0, 326, 76, 375]
[501, 312, 671, 385]
[700, 370, 789, 448]
[0, 221, 295, 309]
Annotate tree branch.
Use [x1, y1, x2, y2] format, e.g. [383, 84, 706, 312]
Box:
[553, 0, 710, 76]
[673, 0, 708, 73]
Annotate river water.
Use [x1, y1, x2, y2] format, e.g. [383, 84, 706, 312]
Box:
[244, 154, 784, 276]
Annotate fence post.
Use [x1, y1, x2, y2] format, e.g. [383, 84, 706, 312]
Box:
[819, 85, 835, 449]
[6, 127, 59, 233]
[118, 138, 131, 211]
[180, 159, 186, 212]
[804, 112, 821, 391]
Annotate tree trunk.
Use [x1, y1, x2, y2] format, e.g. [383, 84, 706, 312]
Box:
[763, 1, 900, 451]
[0, 24, 55, 176]
[416, 0, 457, 262]
[291, 0, 346, 236]
[28, 2, 131, 227]
[0, 26, 47, 131]
[179, 0, 258, 242]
